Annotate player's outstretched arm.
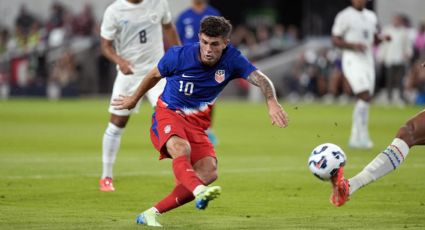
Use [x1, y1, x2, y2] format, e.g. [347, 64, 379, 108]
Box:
[111, 67, 162, 110]
[247, 70, 289, 128]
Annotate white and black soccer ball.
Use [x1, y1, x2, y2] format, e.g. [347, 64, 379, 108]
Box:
[308, 143, 346, 181]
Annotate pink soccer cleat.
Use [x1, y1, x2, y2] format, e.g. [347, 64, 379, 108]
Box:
[330, 167, 349, 207]
[99, 177, 115, 192]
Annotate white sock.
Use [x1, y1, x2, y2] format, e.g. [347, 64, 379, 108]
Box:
[359, 100, 370, 140]
[192, 185, 207, 197]
[148, 207, 160, 214]
[351, 100, 370, 141]
[102, 122, 124, 179]
[348, 138, 409, 195]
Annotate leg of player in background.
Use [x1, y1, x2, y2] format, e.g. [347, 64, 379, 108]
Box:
[331, 110, 425, 207]
[349, 91, 373, 149]
[207, 108, 218, 146]
[99, 115, 129, 192]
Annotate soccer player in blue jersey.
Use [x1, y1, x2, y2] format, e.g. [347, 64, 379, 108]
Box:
[176, 0, 221, 145]
[176, 0, 220, 45]
[112, 16, 288, 227]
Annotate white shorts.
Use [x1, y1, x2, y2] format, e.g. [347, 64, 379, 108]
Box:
[108, 71, 166, 116]
[342, 57, 375, 95]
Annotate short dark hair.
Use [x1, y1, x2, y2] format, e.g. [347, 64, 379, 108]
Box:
[200, 16, 232, 38]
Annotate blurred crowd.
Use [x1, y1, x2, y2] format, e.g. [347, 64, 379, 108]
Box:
[0, 2, 300, 100]
[285, 14, 425, 106]
[4, 3, 425, 106]
[231, 23, 299, 61]
[0, 2, 100, 99]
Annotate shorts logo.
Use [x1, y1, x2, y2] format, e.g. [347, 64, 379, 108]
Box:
[164, 125, 171, 134]
[215, 70, 225, 83]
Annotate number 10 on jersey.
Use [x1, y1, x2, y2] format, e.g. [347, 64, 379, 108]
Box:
[179, 81, 194, 96]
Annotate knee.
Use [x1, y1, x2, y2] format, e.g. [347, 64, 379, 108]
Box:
[396, 120, 415, 146]
[357, 91, 371, 102]
[197, 165, 218, 185]
[201, 170, 218, 185]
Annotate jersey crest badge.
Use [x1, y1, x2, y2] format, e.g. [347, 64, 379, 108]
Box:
[215, 70, 225, 83]
[150, 13, 159, 23]
[164, 125, 171, 134]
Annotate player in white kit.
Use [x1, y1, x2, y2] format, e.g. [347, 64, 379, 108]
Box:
[99, 0, 181, 192]
[332, 0, 388, 149]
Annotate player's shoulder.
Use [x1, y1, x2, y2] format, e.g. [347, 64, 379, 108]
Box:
[167, 44, 196, 57]
[336, 7, 353, 17]
[205, 5, 221, 16]
[105, 0, 121, 11]
[222, 44, 244, 61]
[104, 0, 127, 15]
[151, 0, 169, 8]
[177, 8, 195, 20]
[363, 9, 378, 21]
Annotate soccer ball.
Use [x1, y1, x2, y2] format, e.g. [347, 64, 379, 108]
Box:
[308, 143, 346, 181]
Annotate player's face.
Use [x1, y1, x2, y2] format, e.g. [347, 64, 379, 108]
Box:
[199, 33, 229, 66]
[193, 0, 207, 4]
[127, 0, 143, 3]
[351, 0, 366, 9]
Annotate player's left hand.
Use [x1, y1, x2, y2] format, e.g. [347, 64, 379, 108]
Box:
[383, 34, 391, 42]
[267, 100, 289, 128]
[111, 95, 138, 110]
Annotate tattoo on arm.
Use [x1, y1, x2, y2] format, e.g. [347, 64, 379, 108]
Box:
[247, 71, 276, 101]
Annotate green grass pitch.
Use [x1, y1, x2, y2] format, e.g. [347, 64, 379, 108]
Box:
[1, 99, 425, 229]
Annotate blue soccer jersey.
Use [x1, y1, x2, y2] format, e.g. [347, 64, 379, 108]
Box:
[157, 43, 257, 129]
[176, 6, 220, 45]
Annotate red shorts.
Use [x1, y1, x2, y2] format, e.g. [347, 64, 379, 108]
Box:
[150, 107, 216, 165]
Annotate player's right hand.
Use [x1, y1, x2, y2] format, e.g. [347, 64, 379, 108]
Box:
[118, 59, 134, 75]
[267, 100, 289, 128]
[111, 95, 138, 110]
[353, 43, 366, 52]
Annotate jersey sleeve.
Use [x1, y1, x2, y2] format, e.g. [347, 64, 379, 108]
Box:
[161, 0, 172, 24]
[211, 7, 221, 16]
[157, 47, 178, 77]
[332, 12, 347, 37]
[231, 51, 257, 79]
[100, 6, 117, 40]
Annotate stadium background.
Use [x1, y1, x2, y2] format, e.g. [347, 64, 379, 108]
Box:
[1, 0, 425, 102]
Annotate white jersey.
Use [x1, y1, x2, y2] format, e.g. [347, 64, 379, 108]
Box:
[380, 25, 412, 66]
[332, 6, 378, 64]
[101, 0, 172, 74]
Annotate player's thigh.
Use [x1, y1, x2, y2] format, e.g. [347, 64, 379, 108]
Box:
[146, 78, 166, 107]
[343, 63, 375, 95]
[151, 107, 190, 159]
[108, 72, 144, 116]
[166, 135, 191, 158]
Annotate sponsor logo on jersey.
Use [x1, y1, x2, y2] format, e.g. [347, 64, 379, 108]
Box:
[164, 125, 171, 134]
[119, 19, 129, 27]
[215, 70, 225, 83]
[182, 73, 196, 78]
